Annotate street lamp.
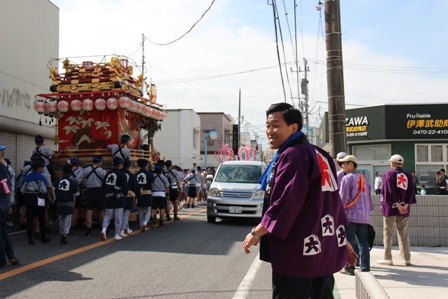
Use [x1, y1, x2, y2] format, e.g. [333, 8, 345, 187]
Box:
[204, 129, 219, 167]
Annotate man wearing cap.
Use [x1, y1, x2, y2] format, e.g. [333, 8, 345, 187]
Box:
[108, 134, 131, 162]
[101, 157, 130, 240]
[164, 160, 181, 221]
[16, 161, 33, 230]
[54, 163, 80, 244]
[151, 165, 170, 227]
[120, 159, 140, 237]
[20, 160, 52, 245]
[0, 145, 20, 266]
[136, 159, 155, 232]
[183, 169, 198, 208]
[31, 135, 62, 180]
[337, 155, 374, 274]
[68, 157, 84, 233]
[436, 168, 448, 195]
[374, 172, 383, 195]
[75, 156, 106, 237]
[335, 152, 348, 186]
[378, 154, 417, 266]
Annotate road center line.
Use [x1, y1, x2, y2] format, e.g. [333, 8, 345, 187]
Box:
[0, 208, 206, 281]
[232, 253, 262, 299]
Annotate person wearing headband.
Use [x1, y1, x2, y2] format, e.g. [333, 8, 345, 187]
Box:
[108, 134, 131, 163]
[136, 159, 155, 232]
[100, 157, 130, 241]
[75, 156, 106, 237]
[31, 135, 63, 180]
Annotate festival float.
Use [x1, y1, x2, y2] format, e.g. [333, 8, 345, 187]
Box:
[34, 55, 165, 173]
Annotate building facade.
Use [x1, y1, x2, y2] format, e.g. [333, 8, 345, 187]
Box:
[0, 0, 59, 170]
[320, 103, 448, 194]
[153, 109, 201, 169]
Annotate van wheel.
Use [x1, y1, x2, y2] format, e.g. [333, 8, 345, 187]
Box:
[207, 216, 216, 223]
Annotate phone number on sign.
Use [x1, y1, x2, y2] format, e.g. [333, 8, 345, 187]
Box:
[413, 129, 448, 135]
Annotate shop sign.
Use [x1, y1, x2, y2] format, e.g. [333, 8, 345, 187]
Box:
[346, 116, 369, 138]
[406, 113, 448, 136]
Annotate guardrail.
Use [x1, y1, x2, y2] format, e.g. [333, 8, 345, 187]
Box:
[370, 195, 448, 247]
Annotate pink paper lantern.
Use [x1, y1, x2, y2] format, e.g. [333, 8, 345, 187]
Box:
[57, 100, 69, 113]
[142, 106, 149, 117]
[107, 97, 118, 110]
[82, 98, 94, 111]
[46, 100, 57, 113]
[70, 99, 82, 111]
[119, 96, 130, 109]
[95, 98, 106, 111]
[127, 100, 137, 113]
[136, 102, 144, 114]
[34, 99, 46, 114]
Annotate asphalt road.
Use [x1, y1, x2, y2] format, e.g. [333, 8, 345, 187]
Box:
[0, 207, 273, 299]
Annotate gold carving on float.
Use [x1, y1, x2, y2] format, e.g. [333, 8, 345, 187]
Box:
[56, 82, 115, 92]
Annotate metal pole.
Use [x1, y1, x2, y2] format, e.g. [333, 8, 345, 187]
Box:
[238, 89, 241, 160]
[204, 133, 208, 166]
[141, 33, 145, 96]
[325, 0, 347, 157]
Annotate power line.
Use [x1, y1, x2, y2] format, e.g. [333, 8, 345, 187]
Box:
[270, 0, 287, 102]
[145, 0, 216, 46]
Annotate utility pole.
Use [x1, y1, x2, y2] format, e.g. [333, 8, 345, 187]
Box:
[301, 58, 309, 128]
[324, 0, 347, 158]
[238, 89, 241, 160]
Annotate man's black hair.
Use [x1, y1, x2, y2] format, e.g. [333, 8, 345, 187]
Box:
[266, 102, 303, 130]
[137, 159, 149, 168]
[123, 159, 132, 169]
[62, 163, 72, 175]
[31, 160, 43, 171]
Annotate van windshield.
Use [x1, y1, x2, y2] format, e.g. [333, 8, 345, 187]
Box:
[215, 165, 262, 183]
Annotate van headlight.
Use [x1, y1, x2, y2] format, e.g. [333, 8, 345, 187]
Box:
[208, 188, 221, 198]
[253, 190, 265, 198]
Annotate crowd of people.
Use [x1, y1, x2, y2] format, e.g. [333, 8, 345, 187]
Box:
[0, 134, 215, 268]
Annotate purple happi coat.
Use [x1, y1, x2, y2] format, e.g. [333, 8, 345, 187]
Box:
[260, 136, 349, 278]
[381, 168, 417, 217]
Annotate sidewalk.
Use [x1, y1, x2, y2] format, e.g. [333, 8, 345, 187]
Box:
[334, 246, 448, 298]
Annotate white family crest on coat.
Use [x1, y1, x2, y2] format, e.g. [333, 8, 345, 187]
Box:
[321, 214, 335, 237]
[136, 173, 147, 184]
[303, 234, 321, 256]
[396, 173, 408, 190]
[105, 173, 117, 185]
[337, 225, 347, 247]
[58, 179, 71, 191]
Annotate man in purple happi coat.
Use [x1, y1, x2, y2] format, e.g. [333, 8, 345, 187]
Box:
[338, 154, 374, 274]
[242, 103, 357, 299]
[378, 154, 416, 266]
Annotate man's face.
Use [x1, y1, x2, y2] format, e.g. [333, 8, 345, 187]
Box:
[340, 161, 355, 173]
[266, 111, 298, 149]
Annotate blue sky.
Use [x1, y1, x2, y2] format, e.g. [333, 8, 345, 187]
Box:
[49, 0, 448, 147]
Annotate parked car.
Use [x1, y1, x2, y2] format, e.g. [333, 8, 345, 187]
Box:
[206, 160, 267, 223]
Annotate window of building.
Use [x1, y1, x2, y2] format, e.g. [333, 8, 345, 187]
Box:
[414, 144, 448, 189]
[224, 130, 230, 145]
[352, 144, 391, 161]
[193, 129, 198, 149]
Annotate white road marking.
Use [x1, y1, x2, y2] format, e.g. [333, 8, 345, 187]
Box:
[232, 253, 263, 299]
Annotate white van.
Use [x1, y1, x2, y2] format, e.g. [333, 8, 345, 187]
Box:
[206, 160, 266, 223]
